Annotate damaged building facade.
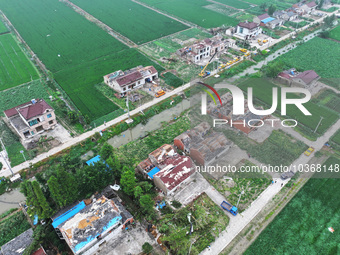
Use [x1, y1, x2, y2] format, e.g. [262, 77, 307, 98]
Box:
[51, 195, 133, 255]
[104, 66, 158, 96]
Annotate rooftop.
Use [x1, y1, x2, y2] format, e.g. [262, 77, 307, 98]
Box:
[238, 21, 259, 30]
[105, 66, 157, 87]
[306, 1, 317, 7]
[261, 17, 276, 23]
[154, 155, 193, 192]
[4, 99, 53, 120]
[258, 13, 270, 20]
[1, 228, 33, 255]
[294, 70, 319, 84]
[52, 196, 131, 254]
[149, 144, 176, 164]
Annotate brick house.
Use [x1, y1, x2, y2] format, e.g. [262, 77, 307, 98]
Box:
[278, 69, 320, 87]
[104, 66, 158, 96]
[4, 99, 57, 140]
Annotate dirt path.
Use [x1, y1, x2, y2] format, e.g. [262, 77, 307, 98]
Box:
[0, 208, 20, 223]
[61, 0, 137, 48]
[132, 0, 195, 28]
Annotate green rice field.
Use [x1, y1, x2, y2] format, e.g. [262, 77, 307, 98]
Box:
[274, 37, 340, 85]
[238, 78, 339, 136]
[329, 25, 340, 41]
[0, 20, 8, 34]
[70, 0, 188, 44]
[0, 34, 39, 90]
[212, 0, 250, 9]
[245, 157, 340, 255]
[0, 0, 167, 120]
[139, 0, 238, 28]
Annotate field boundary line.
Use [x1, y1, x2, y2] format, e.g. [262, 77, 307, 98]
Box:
[132, 0, 200, 29]
[206, 0, 242, 11]
[61, 0, 137, 48]
[0, 12, 47, 77]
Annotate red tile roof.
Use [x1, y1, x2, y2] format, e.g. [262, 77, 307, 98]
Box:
[4, 99, 53, 120]
[278, 72, 291, 79]
[238, 22, 259, 30]
[306, 1, 317, 7]
[154, 155, 193, 192]
[32, 248, 46, 255]
[257, 13, 270, 20]
[116, 71, 143, 87]
[294, 70, 319, 84]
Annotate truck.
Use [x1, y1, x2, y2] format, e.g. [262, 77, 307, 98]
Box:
[220, 201, 238, 216]
[155, 90, 165, 98]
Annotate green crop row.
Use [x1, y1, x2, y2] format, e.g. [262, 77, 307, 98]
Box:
[238, 78, 339, 136]
[245, 157, 340, 255]
[329, 25, 340, 41]
[139, 0, 238, 28]
[70, 0, 188, 45]
[213, 0, 251, 9]
[0, 34, 39, 90]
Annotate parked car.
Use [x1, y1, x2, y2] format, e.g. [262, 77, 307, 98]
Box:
[304, 146, 315, 156]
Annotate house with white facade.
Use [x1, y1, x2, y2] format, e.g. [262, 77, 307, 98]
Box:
[234, 21, 262, 40]
[104, 66, 158, 96]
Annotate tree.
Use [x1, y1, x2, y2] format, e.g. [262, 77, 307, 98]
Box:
[67, 111, 78, 124]
[31, 181, 53, 218]
[106, 155, 122, 178]
[317, 0, 324, 9]
[134, 186, 143, 199]
[142, 242, 153, 254]
[260, 2, 267, 12]
[99, 143, 113, 160]
[47, 167, 78, 208]
[262, 60, 285, 78]
[139, 194, 154, 214]
[120, 169, 136, 196]
[268, 4, 276, 15]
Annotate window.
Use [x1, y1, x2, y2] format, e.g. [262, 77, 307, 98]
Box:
[49, 120, 54, 125]
[47, 114, 52, 118]
[29, 119, 38, 126]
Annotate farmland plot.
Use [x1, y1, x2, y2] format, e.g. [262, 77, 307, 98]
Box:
[274, 37, 340, 88]
[0, 34, 39, 90]
[245, 157, 340, 255]
[0, 0, 167, 121]
[139, 0, 238, 28]
[70, 0, 188, 44]
[329, 25, 340, 41]
[212, 0, 251, 9]
[0, 20, 8, 34]
[238, 78, 339, 136]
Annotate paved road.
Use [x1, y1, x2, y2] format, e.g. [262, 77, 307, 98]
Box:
[200, 119, 340, 255]
[1, 82, 193, 177]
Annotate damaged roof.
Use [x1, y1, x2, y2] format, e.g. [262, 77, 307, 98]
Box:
[1, 228, 33, 255]
[154, 155, 193, 192]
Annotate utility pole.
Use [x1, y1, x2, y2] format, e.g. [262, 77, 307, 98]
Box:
[20, 150, 27, 164]
[314, 116, 324, 133]
[236, 190, 245, 208]
[0, 137, 14, 176]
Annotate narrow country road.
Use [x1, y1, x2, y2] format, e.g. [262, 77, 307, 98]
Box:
[200, 119, 340, 255]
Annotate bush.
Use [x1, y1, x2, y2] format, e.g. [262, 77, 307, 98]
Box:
[171, 200, 182, 208]
[142, 242, 153, 254]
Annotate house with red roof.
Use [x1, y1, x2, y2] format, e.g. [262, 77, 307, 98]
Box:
[4, 99, 57, 140]
[104, 65, 158, 96]
[153, 155, 194, 196]
[278, 69, 320, 87]
[234, 21, 262, 40]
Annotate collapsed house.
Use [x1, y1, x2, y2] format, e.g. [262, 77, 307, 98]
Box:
[0, 229, 34, 255]
[51, 195, 133, 255]
[207, 93, 268, 134]
[176, 36, 229, 64]
[4, 99, 57, 140]
[174, 122, 232, 166]
[104, 66, 158, 96]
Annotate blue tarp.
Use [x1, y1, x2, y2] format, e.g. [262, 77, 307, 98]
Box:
[261, 17, 275, 23]
[86, 155, 101, 166]
[147, 167, 160, 179]
[52, 201, 86, 228]
[73, 216, 122, 253]
[33, 215, 38, 225]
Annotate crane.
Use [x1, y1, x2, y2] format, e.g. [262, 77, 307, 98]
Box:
[199, 51, 217, 78]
